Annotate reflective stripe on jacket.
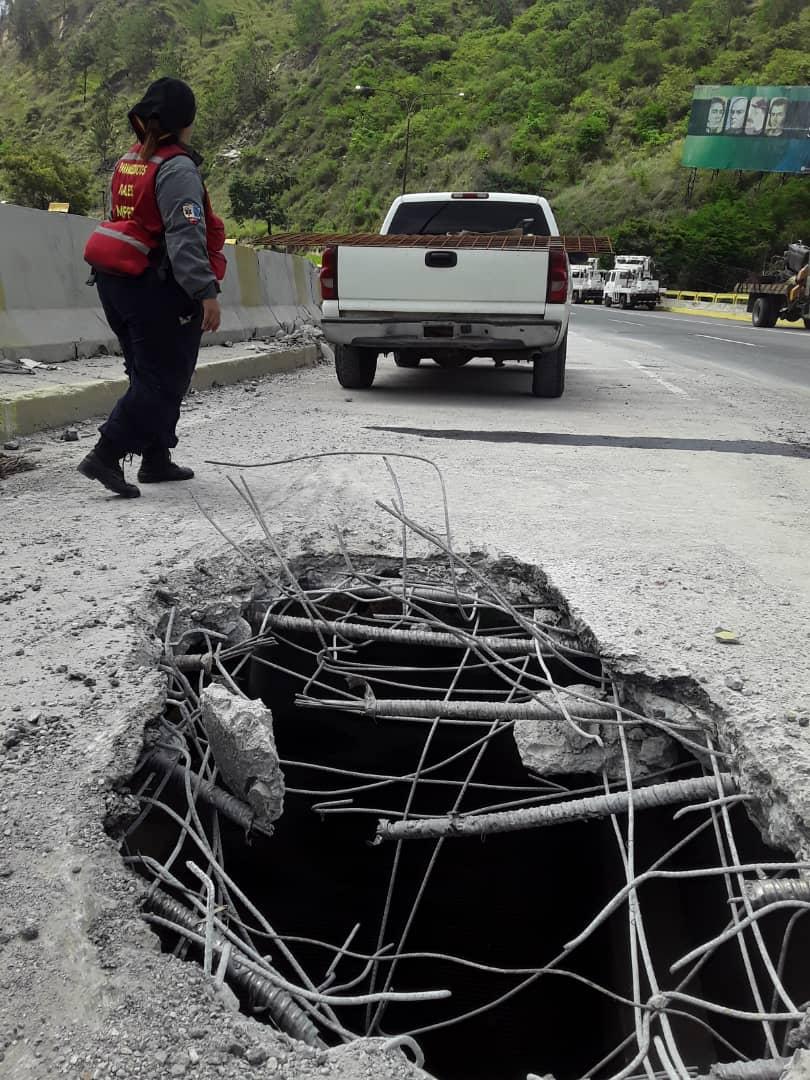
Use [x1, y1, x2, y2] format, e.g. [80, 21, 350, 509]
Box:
[84, 142, 227, 282]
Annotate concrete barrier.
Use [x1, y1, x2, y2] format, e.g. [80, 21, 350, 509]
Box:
[0, 203, 320, 364]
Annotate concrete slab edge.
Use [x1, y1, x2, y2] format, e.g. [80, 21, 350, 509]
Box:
[0, 345, 321, 439]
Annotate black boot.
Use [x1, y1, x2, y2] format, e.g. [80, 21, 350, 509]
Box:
[137, 448, 194, 483]
[78, 437, 140, 498]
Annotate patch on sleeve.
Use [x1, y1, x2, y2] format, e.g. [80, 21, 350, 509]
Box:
[182, 201, 204, 224]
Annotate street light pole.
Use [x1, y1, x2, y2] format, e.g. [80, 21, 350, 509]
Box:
[402, 102, 416, 195]
[354, 85, 465, 196]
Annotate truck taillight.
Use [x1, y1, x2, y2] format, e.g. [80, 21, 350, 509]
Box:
[320, 246, 338, 300]
[546, 249, 569, 304]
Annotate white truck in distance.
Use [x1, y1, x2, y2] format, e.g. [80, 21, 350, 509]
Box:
[319, 192, 571, 398]
[571, 257, 604, 304]
[603, 255, 660, 310]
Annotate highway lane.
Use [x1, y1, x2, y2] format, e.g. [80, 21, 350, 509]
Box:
[569, 302, 810, 389]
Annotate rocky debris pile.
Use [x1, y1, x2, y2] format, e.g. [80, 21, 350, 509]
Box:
[218, 322, 326, 358]
[0, 451, 37, 480]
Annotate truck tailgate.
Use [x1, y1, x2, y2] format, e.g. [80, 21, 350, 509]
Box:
[336, 246, 549, 315]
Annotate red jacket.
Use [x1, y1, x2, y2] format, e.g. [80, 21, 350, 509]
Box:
[84, 142, 227, 281]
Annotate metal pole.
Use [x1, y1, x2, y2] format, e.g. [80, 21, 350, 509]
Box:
[402, 103, 415, 195]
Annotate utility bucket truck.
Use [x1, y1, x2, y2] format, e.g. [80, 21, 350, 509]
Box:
[571, 258, 604, 304]
[603, 255, 660, 310]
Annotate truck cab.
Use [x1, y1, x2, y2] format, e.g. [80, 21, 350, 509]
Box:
[603, 255, 660, 310]
[571, 258, 604, 304]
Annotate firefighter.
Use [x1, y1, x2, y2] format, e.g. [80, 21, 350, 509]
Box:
[79, 77, 226, 498]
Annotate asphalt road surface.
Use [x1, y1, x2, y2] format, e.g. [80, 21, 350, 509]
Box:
[570, 301, 810, 389]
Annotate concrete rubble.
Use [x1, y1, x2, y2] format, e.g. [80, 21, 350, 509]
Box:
[513, 682, 679, 779]
[201, 683, 285, 829]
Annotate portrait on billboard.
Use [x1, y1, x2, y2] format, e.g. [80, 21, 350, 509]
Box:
[724, 96, 748, 133]
[765, 98, 789, 136]
[744, 97, 769, 135]
[683, 85, 810, 173]
[706, 97, 727, 133]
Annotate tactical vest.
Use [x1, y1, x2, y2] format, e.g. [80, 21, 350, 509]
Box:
[84, 142, 227, 281]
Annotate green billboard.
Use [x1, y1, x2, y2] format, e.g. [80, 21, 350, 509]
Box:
[682, 85, 810, 174]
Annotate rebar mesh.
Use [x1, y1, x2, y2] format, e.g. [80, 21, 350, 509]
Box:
[122, 462, 810, 1078]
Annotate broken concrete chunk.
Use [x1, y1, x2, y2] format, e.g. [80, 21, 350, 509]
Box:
[513, 683, 678, 781]
[201, 684, 284, 829]
[157, 601, 252, 655]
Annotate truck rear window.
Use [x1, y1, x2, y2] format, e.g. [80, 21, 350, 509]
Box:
[386, 200, 551, 236]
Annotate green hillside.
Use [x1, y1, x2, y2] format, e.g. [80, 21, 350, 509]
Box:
[1, 0, 809, 287]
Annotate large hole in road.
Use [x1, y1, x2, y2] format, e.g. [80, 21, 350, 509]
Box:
[120, 557, 810, 1080]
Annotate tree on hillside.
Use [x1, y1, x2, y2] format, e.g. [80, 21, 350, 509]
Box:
[0, 143, 92, 214]
[492, 0, 513, 26]
[67, 32, 97, 103]
[190, 0, 209, 46]
[88, 90, 121, 214]
[8, 0, 51, 59]
[228, 167, 291, 234]
[155, 37, 189, 80]
[292, 0, 326, 49]
[199, 41, 276, 145]
[118, 8, 161, 80]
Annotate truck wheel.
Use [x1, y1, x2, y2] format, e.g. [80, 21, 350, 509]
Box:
[433, 355, 472, 368]
[335, 345, 377, 388]
[604, 295, 612, 307]
[751, 297, 779, 328]
[531, 335, 566, 399]
[393, 350, 421, 368]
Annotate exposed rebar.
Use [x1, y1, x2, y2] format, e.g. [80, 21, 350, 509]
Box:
[261, 612, 591, 659]
[709, 1059, 790, 1080]
[744, 878, 810, 910]
[375, 775, 739, 842]
[147, 748, 270, 837]
[145, 890, 325, 1047]
[325, 695, 617, 724]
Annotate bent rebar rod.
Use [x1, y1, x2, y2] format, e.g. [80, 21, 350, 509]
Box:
[375, 774, 738, 841]
[146, 748, 272, 837]
[299, 695, 618, 723]
[261, 612, 593, 659]
[145, 891, 325, 1047]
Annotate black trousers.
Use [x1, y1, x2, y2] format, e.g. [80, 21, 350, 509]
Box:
[96, 270, 203, 454]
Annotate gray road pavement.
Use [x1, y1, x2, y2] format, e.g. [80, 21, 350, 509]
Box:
[570, 302, 810, 388]
[3, 310, 810, 1078]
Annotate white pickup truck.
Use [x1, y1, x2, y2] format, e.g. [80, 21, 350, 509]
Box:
[319, 192, 571, 398]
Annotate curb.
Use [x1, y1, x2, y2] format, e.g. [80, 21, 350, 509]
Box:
[1, 345, 321, 439]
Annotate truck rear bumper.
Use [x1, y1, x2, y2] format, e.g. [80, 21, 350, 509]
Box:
[321, 317, 564, 352]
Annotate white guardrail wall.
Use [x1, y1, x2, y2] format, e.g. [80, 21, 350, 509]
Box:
[0, 203, 321, 363]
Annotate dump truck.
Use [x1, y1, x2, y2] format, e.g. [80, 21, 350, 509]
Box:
[735, 243, 810, 329]
[571, 257, 604, 304]
[603, 255, 660, 310]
